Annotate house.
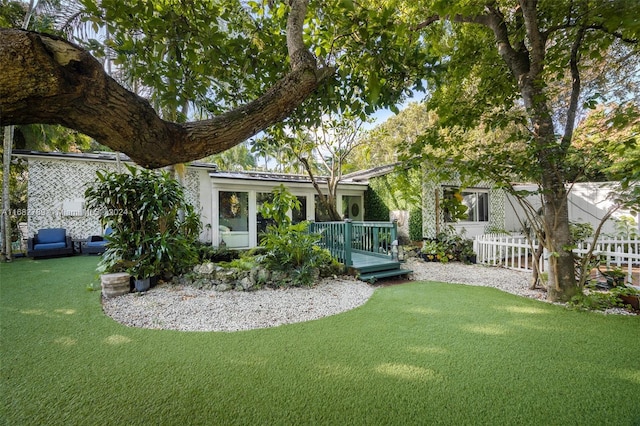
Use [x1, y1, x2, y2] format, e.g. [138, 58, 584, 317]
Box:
[505, 182, 639, 236]
[14, 151, 633, 251]
[347, 164, 637, 240]
[346, 164, 507, 240]
[12, 150, 368, 249]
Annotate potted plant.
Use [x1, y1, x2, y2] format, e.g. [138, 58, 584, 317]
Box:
[128, 250, 158, 292]
[617, 286, 640, 311]
[458, 239, 477, 264]
[599, 266, 627, 288]
[421, 239, 447, 262]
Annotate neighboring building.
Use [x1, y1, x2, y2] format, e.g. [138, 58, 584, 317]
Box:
[12, 151, 368, 249]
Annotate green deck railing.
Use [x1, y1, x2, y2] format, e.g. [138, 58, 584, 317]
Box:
[310, 220, 398, 267]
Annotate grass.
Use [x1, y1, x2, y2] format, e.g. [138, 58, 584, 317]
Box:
[1, 256, 639, 425]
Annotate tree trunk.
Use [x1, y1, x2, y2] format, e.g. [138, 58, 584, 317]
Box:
[522, 80, 577, 302]
[2, 126, 13, 262]
[298, 157, 342, 221]
[542, 185, 577, 302]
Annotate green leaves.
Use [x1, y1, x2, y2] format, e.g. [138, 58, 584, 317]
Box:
[259, 184, 301, 227]
[84, 165, 201, 278]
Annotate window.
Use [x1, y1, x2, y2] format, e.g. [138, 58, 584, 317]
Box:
[443, 187, 489, 223]
[292, 196, 307, 224]
[315, 195, 332, 222]
[219, 191, 248, 231]
[256, 192, 275, 235]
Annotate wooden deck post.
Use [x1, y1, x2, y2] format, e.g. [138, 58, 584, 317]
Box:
[344, 219, 353, 267]
[392, 219, 398, 244]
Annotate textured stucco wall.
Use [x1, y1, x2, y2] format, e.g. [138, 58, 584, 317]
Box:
[27, 158, 203, 240]
[421, 167, 505, 239]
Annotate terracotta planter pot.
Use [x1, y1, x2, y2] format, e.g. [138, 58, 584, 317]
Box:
[619, 294, 640, 311]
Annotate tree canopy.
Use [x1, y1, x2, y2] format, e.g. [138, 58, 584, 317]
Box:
[0, 0, 427, 167]
[0, 1, 333, 167]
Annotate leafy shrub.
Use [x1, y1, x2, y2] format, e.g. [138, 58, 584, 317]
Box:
[421, 239, 450, 262]
[364, 187, 390, 221]
[408, 206, 423, 242]
[220, 254, 259, 271]
[420, 229, 475, 263]
[85, 164, 201, 279]
[568, 284, 640, 312]
[195, 242, 240, 263]
[258, 185, 335, 287]
[259, 222, 329, 286]
[569, 222, 593, 244]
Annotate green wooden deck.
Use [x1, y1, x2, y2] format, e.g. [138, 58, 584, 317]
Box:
[311, 221, 412, 282]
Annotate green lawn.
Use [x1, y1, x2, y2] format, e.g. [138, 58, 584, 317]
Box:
[1, 256, 639, 425]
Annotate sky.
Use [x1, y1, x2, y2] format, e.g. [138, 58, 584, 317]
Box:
[366, 92, 426, 130]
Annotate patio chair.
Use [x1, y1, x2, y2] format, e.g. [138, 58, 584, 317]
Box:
[27, 228, 74, 259]
[85, 227, 112, 255]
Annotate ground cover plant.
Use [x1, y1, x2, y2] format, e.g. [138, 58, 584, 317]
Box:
[1, 257, 639, 425]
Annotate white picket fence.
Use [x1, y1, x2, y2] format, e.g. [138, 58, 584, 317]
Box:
[474, 234, 640, 284]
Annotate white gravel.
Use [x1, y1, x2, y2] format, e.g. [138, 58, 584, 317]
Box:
[403, 257, 545, 300]
[102, 258, 632, 332]
[103, 275, 374, 332]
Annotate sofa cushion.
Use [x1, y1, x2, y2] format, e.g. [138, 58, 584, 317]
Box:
[86, 240, 107, 247]
[34, 242, 67, 250]
[38, 228, 66, 244]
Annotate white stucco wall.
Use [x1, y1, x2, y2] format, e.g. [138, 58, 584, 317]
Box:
[209, 174, 366, 248]
[505, 182, 636, 235]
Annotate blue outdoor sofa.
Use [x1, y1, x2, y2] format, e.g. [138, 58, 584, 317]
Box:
[85, 227, 112, 255]
[27, 228, 74, 259]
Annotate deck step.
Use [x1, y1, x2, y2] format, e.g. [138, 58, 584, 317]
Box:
[355, 261, 401, 274]
[358, 268, 413, 283]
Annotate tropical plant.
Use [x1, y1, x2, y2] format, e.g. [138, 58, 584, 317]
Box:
[569, 283, 640, 312]
[420, 239, 449, 262]
[421, 229, 474, 264]
[258, 185, 334, 286]
[84, 164, 201, 279]
[612, 215, 639, 239]
[441, 188, 469, 223]
[457, 239, 476, 264]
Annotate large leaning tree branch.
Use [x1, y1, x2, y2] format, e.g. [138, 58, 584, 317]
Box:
[0, 0, 334, 168]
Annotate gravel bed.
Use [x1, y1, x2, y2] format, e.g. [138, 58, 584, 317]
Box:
[103, 275, 374, 332]
[404, 258, 545, 300]
[103, 259, 634, 332]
